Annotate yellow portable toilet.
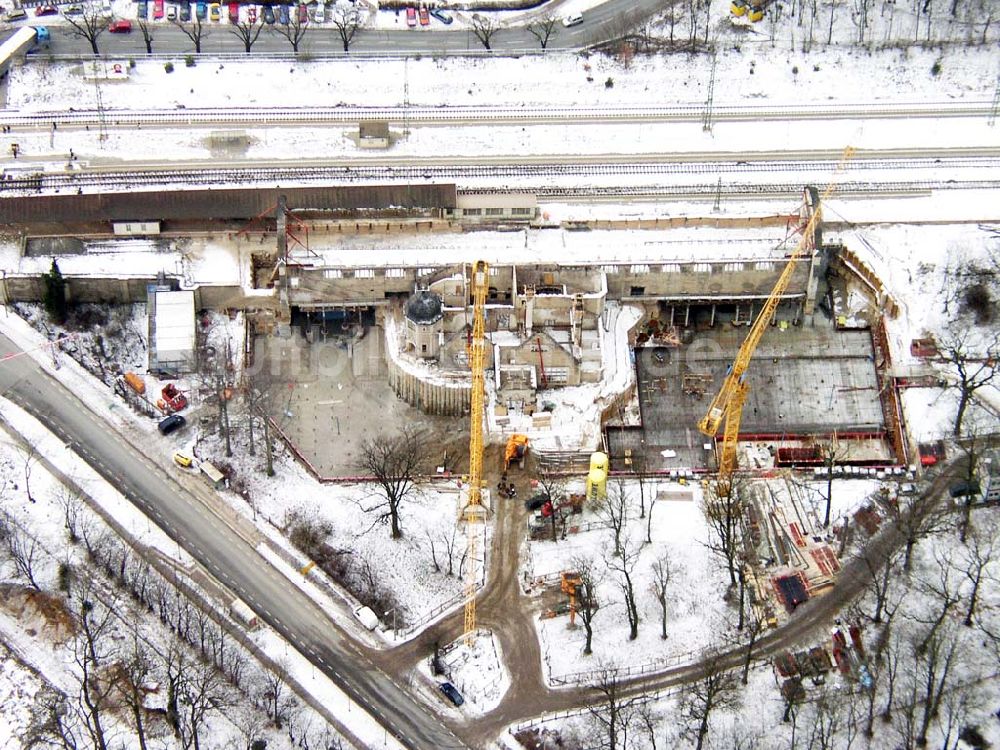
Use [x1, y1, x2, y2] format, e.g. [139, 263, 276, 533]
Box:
[731, 0, 748, 16]
[587, 467, 607, 502]
[590, 451, 609, 474]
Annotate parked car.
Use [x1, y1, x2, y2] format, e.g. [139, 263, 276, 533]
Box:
[3, 7, 27, 21]
[428, 7, 451, 23]
[949, 480, 981, 499]
[173, 452, 194, 468]
[562, 12, 583, 26]
[33, 6, 58, 16]
[227, 1, 238, 21]
[108, 18, 133, 31]
[158, 414, 187, 435]
[276, 3, 288, 23]
[137, 0, 148, 18]
[296, 2, 306, 22]
[246, 4, 256, 21]
[153, 0, 164, 19]
[64, 4, 84, 14]
[418, 5, 428, 25]
[311, 2, 324, 22]
[262, 3, 274, 23]
[405, 6, 416, 26]
[208, 2, 220, 20]
[438, 682, 464, 707]
[524, 492, 550, 512]
[166, 4, 177, 20]
[196, 0, 206, 19]
[180, 3, 191, 20]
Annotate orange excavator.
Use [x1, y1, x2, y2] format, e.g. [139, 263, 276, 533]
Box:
[504, 433, 529, 471]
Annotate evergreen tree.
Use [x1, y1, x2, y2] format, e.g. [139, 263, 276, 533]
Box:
[43, 259, 68, 324]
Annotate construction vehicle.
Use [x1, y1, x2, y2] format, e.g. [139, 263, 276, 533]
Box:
[156, 383, 188, 413]
[698, 150, 854, 485]
[730, 0, 771, 22]
[462, 260, 490, 646]
[504, 434, 529, 471]
[123, 372, 146, 395]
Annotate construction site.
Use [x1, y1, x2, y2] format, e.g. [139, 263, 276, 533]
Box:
[0, 175, 926, 726]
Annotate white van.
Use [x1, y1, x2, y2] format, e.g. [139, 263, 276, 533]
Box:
[562, 13, 583, 27]
[312, 1, 325, 22]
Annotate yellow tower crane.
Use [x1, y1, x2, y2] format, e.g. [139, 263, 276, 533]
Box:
[462, 260, 489, 646]
[698, 148, 855, 483]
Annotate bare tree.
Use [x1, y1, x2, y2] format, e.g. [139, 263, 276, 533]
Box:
[117, 633, 155, 750]
[939, 328, 999, 436]
[681, 653, 741, 750]
[64, 6, 111, 55]
[198, 338, 233, 457]
[358, 426, 426, 538]
[911, 620, 962, 748]
[569, 554, 602, 655]
[258, 660, 295, 729]
[275, 11, 310, 52]
[853, 0, 874, 42]
[331, 6, 363, 52]
[700, 474, 746, 588]
[738, 581, 768, 685]
[137, 19, 154, 54]
[23, 688, 80, 750]
[228, 17, 265, 54]
[607, 535, 641, 640]
[178, 658, 234, 750]
[950, 434, 979, 544]
[7, 531, 44, 590]
[874, 484, 950, 573]
[172, 18, 210, 53]
[954, 517, 998, 627]
[596, 476, 629, 558]
[587, 665, 642, 750]
[535, 472, 567, 542]
[57, 486, 85, 544]
[243, 365, 277, 476]
[470, 14, 501, 50]
[70, 584, 118, 750]
[649, 551, 675, 640]
[818, 435, 851, 527]
[526, 14, 559, 49]
[21, 443, 39, 504]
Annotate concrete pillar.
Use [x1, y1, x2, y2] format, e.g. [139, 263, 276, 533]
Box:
[276, 194, 287, 261]
[710, 304, 716, 328]
[684, 305, 690, 327]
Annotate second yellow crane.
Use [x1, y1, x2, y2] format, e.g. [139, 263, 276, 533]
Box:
[698, 148, 855, 482]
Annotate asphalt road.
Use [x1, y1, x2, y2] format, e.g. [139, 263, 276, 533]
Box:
[12, 0, 669, 56]
[0, 331, 469, 750]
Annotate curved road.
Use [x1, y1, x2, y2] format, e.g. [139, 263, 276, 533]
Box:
[0, 331, 470, 750]
[8, 0, 665, 56]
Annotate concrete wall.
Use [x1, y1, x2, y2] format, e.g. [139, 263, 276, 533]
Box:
[386, 357, 469, 416]
[605, 259, 810, 301]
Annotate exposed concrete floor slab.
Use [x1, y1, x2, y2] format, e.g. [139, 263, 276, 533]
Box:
[608, 313, 887, 471]
[259, 325, 468, 477]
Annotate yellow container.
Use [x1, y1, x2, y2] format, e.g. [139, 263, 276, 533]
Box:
[586, 467, 607, 501]
[589, 451, 609, 474]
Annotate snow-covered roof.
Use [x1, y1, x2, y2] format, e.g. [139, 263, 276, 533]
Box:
[153, 290, 195, 360]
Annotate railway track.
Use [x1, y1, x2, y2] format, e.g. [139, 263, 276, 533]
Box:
[3, 154, 999, 197]
[0, 100, 994, 130]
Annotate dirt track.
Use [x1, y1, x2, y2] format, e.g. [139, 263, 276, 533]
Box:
[371, 462, 960, 749]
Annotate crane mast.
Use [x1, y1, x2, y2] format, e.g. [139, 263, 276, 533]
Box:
[463, 260, 489, 645]
[698, 148, 854, 481]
